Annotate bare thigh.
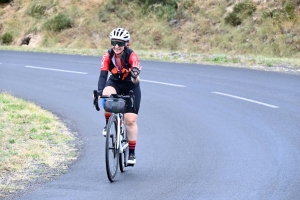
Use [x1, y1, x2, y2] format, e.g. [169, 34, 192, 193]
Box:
[103, 86, 117, 96]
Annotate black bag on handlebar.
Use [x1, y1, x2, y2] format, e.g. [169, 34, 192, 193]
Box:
[104, 98, 126, 113]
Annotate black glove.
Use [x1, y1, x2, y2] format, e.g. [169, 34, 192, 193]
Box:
[130, 67, 140, 79]
[93, 90, 100, 111]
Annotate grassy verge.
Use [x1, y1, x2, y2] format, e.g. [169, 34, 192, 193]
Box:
[0, 93, 78, 199]
[0, 45, 300, 75]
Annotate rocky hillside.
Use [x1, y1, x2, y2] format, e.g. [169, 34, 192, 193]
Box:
[0, 0, 300, 58]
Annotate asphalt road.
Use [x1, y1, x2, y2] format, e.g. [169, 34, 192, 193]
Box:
[1, 50, 300, 200]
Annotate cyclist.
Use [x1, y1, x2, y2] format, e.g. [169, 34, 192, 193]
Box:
[97, 28, 142, 165]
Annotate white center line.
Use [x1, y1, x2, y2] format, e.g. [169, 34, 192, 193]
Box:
[25, 66, 88, 74]
[141, 79, 186, 87]
[212, 92, 279, 108]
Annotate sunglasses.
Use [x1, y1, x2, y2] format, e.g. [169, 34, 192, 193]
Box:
[111, 40, 126, 47]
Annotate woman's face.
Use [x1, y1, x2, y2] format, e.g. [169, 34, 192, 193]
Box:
[111, 40, 126, 55]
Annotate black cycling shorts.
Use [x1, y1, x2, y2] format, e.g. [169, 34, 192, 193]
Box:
[103, 79, 141, 114]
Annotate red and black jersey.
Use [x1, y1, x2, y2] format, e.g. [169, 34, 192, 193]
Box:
[98, 48, 139, 92]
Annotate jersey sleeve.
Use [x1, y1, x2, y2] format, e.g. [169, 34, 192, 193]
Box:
[128, 52, 139, 69]
[98, 52, 110, 92]
[100, 52, 110, 71]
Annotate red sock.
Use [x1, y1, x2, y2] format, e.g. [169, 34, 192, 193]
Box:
[128, 140, 136, 154]
[104, 113, 111, 124]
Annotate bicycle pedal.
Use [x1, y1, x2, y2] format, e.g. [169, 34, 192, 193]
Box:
[127, 164, 134, 167]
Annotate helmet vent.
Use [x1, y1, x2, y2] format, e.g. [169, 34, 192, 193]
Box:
[110, 28, 130, 41]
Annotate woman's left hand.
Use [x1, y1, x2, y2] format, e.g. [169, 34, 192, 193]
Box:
[130, 61, 142, 83]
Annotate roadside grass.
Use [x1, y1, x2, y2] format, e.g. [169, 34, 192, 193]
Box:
[0, 93, 78, 199]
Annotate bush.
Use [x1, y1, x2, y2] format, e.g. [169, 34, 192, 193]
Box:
[104, 1, 118, 12]
[2, 32, 13, 44]
[151, 3, 177, 20]
[225, 0, 256, 26]
[44, 14, 72, 32]
[233, 1, 256, 16]
[225, 12, 242, 26]
[283, 3, 295, 19]
[262, 3, 295, 22]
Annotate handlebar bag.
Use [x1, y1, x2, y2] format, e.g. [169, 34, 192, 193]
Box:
[104, 98, 126, 113]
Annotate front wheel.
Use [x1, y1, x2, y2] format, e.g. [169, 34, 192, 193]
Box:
[105, 114, 119, 182]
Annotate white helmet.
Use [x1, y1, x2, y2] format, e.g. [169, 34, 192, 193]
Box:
[109, 28, 130, 41]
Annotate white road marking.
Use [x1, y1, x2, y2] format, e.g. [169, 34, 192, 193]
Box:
[140, 79, 186, 87]
[212, 92, 279, 108]
[24, 66, 184, 87]
[25, 66, 87, 74]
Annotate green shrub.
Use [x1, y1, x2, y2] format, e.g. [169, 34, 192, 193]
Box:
[233, 1, 256, 16]
[262, 3, 295, 22]
[104, 1, 118, 12]
[44, 14, 72, 32]
[225, 12, 242, 26]
[283, 3, 295, 19]
[151, 3, 177, 20]
[2, 32, 13, 44]
[225, 0, 256, 26]
[262, 9, 279, 20]
[29, 4, 47, 18]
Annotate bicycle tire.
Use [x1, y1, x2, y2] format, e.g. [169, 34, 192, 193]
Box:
[119, 124, 128, 172]
[105, 114, 119, 182]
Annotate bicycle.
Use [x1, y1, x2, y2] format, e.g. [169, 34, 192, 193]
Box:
[93, 90, 135, 182]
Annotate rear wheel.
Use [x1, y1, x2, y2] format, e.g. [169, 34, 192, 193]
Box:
[105, 114, 119, 182]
